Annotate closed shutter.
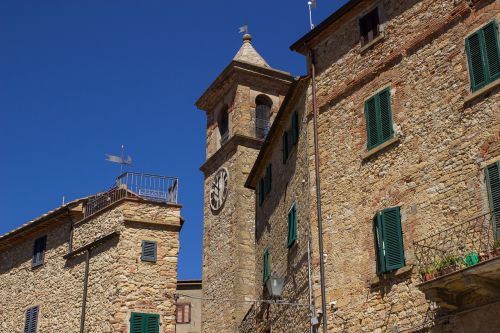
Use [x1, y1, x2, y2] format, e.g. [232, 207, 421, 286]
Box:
[466, 31, 487, 91]
[365, 97, 379, 149]
[365, 89, 393, 149]
[32, 236, 47, 268]
[282, 132, 289, 163]
[486, 161, 500, 239]
[24, 306, 39, 333]
[483, 21, 500, 82]
[259, 178, 265, 206]
[291, 111, 299, 145]
[145, 314, 159, 333]
[378, 89, 393, 142]
[130, 313, 159, 333]
[265, 164, 272, 194]
[380, 207, 405, 272]
[141, 241, 157, 262]
[263, 249, 270, 283]
[130, 313, 144, 333]
[287, 204, 297, 248]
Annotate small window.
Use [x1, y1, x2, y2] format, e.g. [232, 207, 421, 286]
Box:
[263, 249, 270, 284]
[176, 303, 191, 324]
[219, 105, 229, 144]
[466, 21, 500, 92]
[287, 203, 297, 248]
[255, 95, 272, 139]
[265, 164, 272, 194]
[32, 236, 47, 268]
[141, 241, 157, 262]
[291, 111, 299, 145]
[373, 207, 405, 274]
[258, 178, 265, 206]
[24, 306, 39, 333]
[282, 131, 289, 164]
[485, 161, 500, 239]
[359, 7, 380, 45]
[364, 88, 393, 150]
[130, 312, 160, 333]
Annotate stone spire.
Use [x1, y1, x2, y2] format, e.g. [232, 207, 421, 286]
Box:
[233, 34, 270, 68]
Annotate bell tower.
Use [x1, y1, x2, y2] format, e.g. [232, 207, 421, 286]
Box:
[196, 34, 293, 332]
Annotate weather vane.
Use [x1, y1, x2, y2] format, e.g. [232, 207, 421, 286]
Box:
[308, 0, 317, 30]
[105, 145, 133, 173]
[239, 24, 249, 35]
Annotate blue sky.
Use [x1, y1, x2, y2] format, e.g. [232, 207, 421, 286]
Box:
[0, 0, 348, 279]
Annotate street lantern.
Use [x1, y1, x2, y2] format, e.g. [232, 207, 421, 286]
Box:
[265, 275, 285, 299]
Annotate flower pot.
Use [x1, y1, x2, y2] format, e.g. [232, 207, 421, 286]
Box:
[479, 252, 490, 262]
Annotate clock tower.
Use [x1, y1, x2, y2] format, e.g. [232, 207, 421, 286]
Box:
[196, 34, 293, 332]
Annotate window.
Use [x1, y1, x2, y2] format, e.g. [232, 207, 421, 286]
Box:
[32, 236, 46, 268]
[291, 111, 299, 145]
[287, 203, 297, 248]
[176, 303, 191, 324]
[255, 95, 272, 139]
[466, 21, 500, 92]
[364, 88, 393, 150]
[219, 105, 229, 144]
[130, 312, 160, 333]
[265, 164, 272, 194]
[24, 306, 39, 333]
[263, 249, 270, 284]
[373, 207, 405, 274]
[141, 241, 157, 262]
[282, 131, 289, 163]
[360, 7, 380, 45]
[485, 161, 500, 239]
[259, 178, 265, 206]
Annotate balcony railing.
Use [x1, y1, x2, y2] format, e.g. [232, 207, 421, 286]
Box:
[83, 172, 178, 219]
[414, 210, 500, 283]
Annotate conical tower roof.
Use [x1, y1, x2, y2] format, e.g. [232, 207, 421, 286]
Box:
[233, 34, 270, 68]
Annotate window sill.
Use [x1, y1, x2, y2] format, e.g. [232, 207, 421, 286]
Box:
[361, 135, 401, 161]
[464, 79, 500, 105]
[369, 265, 412, 287]
[360, 32, 385, 54]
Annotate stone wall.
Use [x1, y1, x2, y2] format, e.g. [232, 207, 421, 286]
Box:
[0, 198, 181, 333]
[303, 0, 500, 332]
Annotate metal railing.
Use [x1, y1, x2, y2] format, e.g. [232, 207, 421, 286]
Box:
[413, 210, 499, 282]
[83, 172, 179, 219]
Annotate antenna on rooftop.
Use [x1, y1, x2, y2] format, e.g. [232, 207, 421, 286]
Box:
[308, 0, 317, 30]
[105, 145, 133, 173]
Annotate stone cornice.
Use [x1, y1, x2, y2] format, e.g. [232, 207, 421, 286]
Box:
[200, 134, 264, 177]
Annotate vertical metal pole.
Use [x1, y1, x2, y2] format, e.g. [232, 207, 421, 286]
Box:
[80, 249, 91, 333]
[309, 49, 328, 332]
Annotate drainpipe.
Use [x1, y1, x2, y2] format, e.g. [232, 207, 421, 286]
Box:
[308, 47, 329, 333]
[80, 249, 91, 333]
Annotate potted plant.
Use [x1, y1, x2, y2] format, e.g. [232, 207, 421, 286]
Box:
[419, 265, 436, 282]
[437, 254, 462, 276]
[479, 251, 490, 262]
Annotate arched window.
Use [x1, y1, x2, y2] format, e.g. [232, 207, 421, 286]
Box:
[255, 95, 272, 139]
[219, 105, 229, 144]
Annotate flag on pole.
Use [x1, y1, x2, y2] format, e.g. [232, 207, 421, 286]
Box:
[239, 25, 248, 34]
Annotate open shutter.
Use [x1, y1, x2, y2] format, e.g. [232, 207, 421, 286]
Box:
[32, 236, 46, 268]
[486, 161, 500, 239]
[145, 314, 159, 333]
[291, 112, 299, 145]
[466, 31, 487, 91]
[141, 241, 157, 262]
[282, 132, 289, 163]
[378, 89, 393, 142]
[265, 164, 272, 194]
[130, 313, 144, 333]
[365, 97, 379, 149]
[483, 21, 500, 83]
[381, 207, 405, 272]
[373, 214, 384, 275]
[263, 249, 270, 283]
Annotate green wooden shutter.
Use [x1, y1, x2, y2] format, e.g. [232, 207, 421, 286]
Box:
[141, 241, 157, 262]
[259, 178, 265, 206]
[378, 89, 393, 142]
[380, 207, 405, 272]
[291, 112, 299, 145]
[145, 314, 159, 333]
[373, 214, 385, 275]
[485, 161, 500, 239]
[287, 204, 297, 248]
[365, 97, 379, 149]
[265, 164, 272, 194]
[466, 31, 487, 91]
[282, 132, 289, 163]
[263, 249, 270, 283]
[130, 313, 144, 333]
[483, 21, 500, 83]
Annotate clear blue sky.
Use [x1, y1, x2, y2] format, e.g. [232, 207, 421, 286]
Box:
[0, 0, 348, 279]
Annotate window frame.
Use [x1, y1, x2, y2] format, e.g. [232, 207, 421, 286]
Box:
[32, 235, 47, 268]
[130, 312, 160, 333]
[373, 207, 405, 275]
[24, 305, 39, 333]
[359, 7, 381, 46]
[141, 240, 157, 263]
[287, 203, 298, 248]
[176, 303, 191, 324]
[364, 87, 394, 150]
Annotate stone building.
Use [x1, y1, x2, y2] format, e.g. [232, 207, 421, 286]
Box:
[0, 172, 183, 333]
[196, 34, 293, 332]
[176, 280, 202, 333]
[234, 0, 500, 332]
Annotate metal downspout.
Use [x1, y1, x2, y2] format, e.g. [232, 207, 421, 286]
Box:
[80, 249, 91, 333]
[309, 48, 328, 332]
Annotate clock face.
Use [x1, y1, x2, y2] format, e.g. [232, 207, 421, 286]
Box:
[210, 168, 229, 211]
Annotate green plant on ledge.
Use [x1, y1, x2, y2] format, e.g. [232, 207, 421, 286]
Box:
[435, 254, 463, 276]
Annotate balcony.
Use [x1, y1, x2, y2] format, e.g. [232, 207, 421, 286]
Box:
[413, 210, 500, 310]
[83, 172, 178, 219]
